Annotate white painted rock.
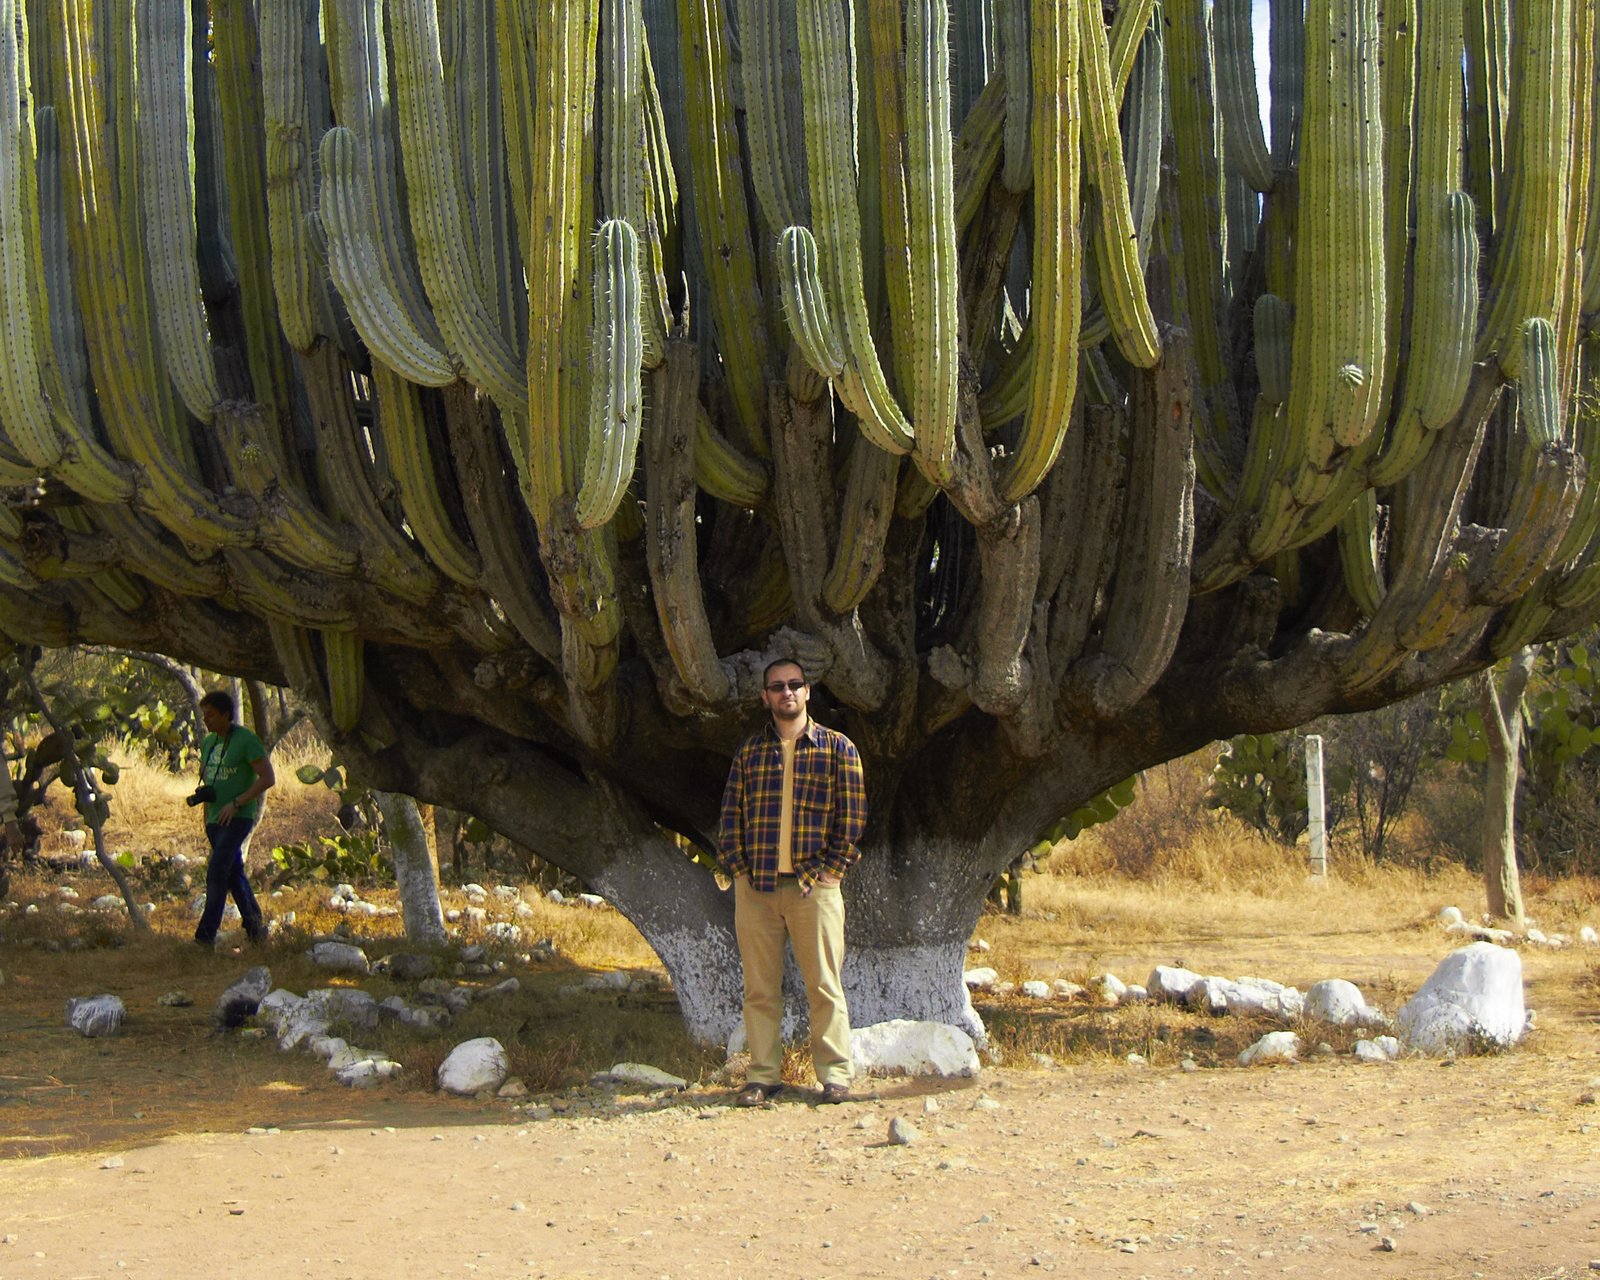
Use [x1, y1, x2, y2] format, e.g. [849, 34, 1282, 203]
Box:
[577, 893, 607, 909]
[962, 967, 998, 991]
[1396, 942, 1527, 1054]
[254, 989, 305, 1035]
[465, 907, 488, 927]
[1123, 984, 1149, 1003]
[1373, 1035, 1400, 1058]
[849, 1019, 981, 1078]
[1020, 980, 1052, 999]
[1238, 1030, 1301, 1066]
[1148, 965, 1204, 1003]
[308, 988, 380, 1035]
[213, 965, 273, 1030]
[1444, 920, 1515, 945]
[1582, 926, 1599, 945]
[1222, 977, 1304, 1021]
[1353, 1039, 1391, 1064]
[1438, 906, 1463, 925]
[493, 885, 518, 901]
[487, 922, 522, 944]
[607, 1062, 687, 1090]
[1052, 979, 1085, 998]
[66, 994, 125, 1037]
[1188, 975, 1233, 1016]
[437, 1038, 510, 1095]
[276, 1003, 331, 1052]
[463, 883, 488, 898]
[91, 894, 122, 910]
[307, 941, 369, 974]
[1305, 978, 1385, 1029]
[1094, 973, 1127, 1003]
[546, 889, 565, 904]
[1526, 927, 1548, 944]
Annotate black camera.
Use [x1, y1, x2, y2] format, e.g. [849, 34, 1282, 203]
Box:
[186, 784, 217, 808]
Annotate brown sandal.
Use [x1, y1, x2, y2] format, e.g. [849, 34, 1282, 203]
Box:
[735, 1082, 782, 1107]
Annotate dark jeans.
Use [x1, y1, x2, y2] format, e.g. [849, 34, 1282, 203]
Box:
[196, 818, 265, 944]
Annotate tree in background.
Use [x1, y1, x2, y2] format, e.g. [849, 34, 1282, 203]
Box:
[1, 0, 1597, 1040]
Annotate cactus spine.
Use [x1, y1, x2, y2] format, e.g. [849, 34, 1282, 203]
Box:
[577, 220, 646, 529]
[998, 0, 1079, 503]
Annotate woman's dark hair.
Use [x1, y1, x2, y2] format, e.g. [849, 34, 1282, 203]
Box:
[199, 690, 236, 721]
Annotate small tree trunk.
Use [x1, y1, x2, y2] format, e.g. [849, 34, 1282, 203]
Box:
[244, 680, 270, 740]
[1479, 646, 1537, 924]
[374, 791, 447, 947]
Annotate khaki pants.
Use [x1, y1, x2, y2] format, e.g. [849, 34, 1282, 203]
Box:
[734, 877, 853, 1087]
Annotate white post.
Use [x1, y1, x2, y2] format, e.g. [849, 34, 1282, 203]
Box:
[1305, 734, 1326, 876]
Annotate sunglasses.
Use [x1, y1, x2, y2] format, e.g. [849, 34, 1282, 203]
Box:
[764, 679, 807, 693]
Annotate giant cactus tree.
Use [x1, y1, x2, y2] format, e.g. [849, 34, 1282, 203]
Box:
[1, 0, 1598, 1040]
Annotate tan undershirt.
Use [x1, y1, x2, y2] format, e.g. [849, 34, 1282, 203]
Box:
[776, 732, 799, 874]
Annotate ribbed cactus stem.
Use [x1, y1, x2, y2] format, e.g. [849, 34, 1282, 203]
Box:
[678, 0, 776, 454]
[1284, 0, 1386, 468]
[954, 72, 1006, 228]
[1253, 293, 1293, 406]
[998, 0, 1079, 503]
[904, 0, 961, 482]
[1079, 0, 1159, 370]
[260, 0, 324, 353]
[370, 362, 483, 587]
[735, 0, 809, 230]
[694, 404, 769, 508]
[1106, 0, 1155, 99]
[1519, 318, 1564, 446]
[795, 0, 914, 455]
[321, 629, 366, 733]
[1268, 0, 1303, 168]
[996, 0, 1030, 191]
[1213, 0, 1274, 193]
[1477, 0, 1572, 378]
[318, 130, 454, 387]
[1122, 23, 1163, 270]
[577, 220, 646, 529]
[778, 224, 847, 384]
[0, 0, 66, 469]
[822, 437, 901, 613]
[134, 0, 221, 424]
[1337, 488, 1384, 615]
[389, 0, 529, 414]
[1371, 192, 1479, 487]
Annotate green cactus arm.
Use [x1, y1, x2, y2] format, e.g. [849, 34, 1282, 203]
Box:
[298, 343, 441, 606]
[822, 435, 901, 613]
[949, 0, 995, 123]
[693, 403, 769, 508]
[369, 363, 483, 587]
[796, 0, 914, 456]
[903, 0, 962, 482]
[1122, 23, 1163, 271]
[601, 0, 668, 368]
[735, 0, 808, 231]
[318, 128, 456, 386]
[1161, 0, 1237, 463]
[1586, 48, 1600, 316]
[1518, 318, 1564, 446]
[1213, 0, 1274, 193]
[133, 0, 221, 424]
[1106, 0, 1155, 99]
[1078, 0, 1159, 370]
[996, 0, 1030, 191]
[225, 549, 359, 629]
[496, 0, 537, 273]
[1377, 0, 1416, 411]
[997, 0, 1079, 503]
[777, 225, 847, 379]
[213, 0, 299, 439]
[320, 629, 365, 732]
[49, 0, 254, 548]
[859, 0, 915, 403]
[677, 0, 776, 454]
[1475, 441, 1586, 606]
[326, 0, 452, 358]
[523, 0, 595, 530]
[1336, 488, 1384, 615]
[978, 316, 1033, 429]
[577, 220, 646, 530]
[1233, 395, 1293, 515]
[1282, 0, 1387, 473]
[953, 71, 1006, 229]
[387, 0, 529, 414]
[1463, 0, 1509, 237]
[261, 0, 334, 353]
[1368, 0, 1476, 488]
[1477, 0, 1572, 378]
[638, 30, 679, 333]
[644, 338, 729, 703]
[1556, 0, 1593, 406]
[1268, 0, 1302, 168]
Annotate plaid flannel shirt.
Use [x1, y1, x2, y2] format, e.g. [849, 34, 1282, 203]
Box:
[716, 719, 866, 893]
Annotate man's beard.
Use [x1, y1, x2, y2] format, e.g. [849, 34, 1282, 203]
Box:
[771, 702, 804, 722]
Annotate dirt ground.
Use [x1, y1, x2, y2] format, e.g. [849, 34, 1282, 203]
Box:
[3, 865, 1600, 1280]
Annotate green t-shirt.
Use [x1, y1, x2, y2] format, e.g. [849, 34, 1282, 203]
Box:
[199, 727, 267, 824]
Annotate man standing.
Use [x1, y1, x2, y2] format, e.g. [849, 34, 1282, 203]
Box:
[717, 659, 866, 1105]
[193, 691, 274, 947]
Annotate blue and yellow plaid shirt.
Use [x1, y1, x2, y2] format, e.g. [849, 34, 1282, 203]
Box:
[716, 718, 867, 893]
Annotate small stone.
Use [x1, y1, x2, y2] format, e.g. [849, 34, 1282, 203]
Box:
[973, 1096, 1000, 1111]
[1051, 979, 1084, 999]
[100, 1156, 123, 1169]
[510, 1202, 526, 1212]
[887, 1117, 919, 1145]
[1125, 1053, 1146, 1066]
[922, 1097, 939, 1114]
[607, 1062, 688, 1090]
[1378, 1237, 1396, 1252]
[65, 994, 126, 1038]
[157, 990, 194, 1007]
[1179, 1058, 1199, 1073]
[969, 938, 990, 952]
[212, 966, 272, 1030]
[306, 941, 369, 975]
[963, 967, 998, 991]
[1094, 973, 1127, 1003]
[1030, 1052, 1056, 1068]
[498, 1078, 529, 1099]
[437, 1038, 510, 1095]
[1238, 1031, 1300, 1066]
[1406, 1202, 1429, 1216]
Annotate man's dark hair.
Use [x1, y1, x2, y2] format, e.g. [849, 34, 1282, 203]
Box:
[761, 658, 807, 687]
[199, 690, 236, 721]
